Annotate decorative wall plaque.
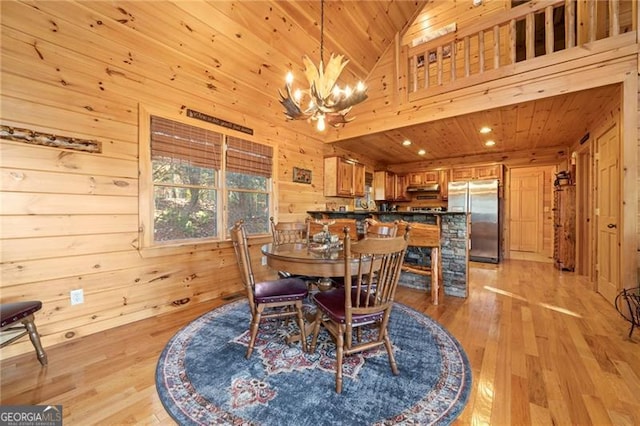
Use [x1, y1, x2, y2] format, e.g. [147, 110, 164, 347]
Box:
[0, 125, 101, 153]
[292, 167, 312, 184]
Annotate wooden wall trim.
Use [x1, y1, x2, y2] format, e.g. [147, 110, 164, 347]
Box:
[621, 73, 639, 287]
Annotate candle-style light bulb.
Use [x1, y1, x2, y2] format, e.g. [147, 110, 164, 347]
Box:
[317, 114, 326, 132]
[285, 71, 294, 85]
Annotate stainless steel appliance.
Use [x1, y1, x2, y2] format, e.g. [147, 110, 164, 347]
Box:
[447, 179, 500, 263]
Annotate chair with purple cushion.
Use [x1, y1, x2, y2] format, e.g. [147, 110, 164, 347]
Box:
[1, 301, 48, 365]
[230, 220, 308, 359]
[309, 226, 410, 393]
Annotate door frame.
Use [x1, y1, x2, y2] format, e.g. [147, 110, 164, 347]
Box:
[574, 145, 593, 281]
[505, 165, 553, 262]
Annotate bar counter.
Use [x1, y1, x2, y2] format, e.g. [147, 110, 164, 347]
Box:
[307, 210, 469, 298]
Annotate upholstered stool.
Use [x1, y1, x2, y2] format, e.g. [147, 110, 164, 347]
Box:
[1, 301, 48, 365]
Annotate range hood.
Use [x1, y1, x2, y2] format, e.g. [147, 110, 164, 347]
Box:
[406, 183, 440, 193]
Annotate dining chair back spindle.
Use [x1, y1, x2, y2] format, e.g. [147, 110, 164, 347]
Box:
[309, 226, 410, 393]
[230, 220, 308, 358]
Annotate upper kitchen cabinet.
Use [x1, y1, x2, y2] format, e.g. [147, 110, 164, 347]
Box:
[395, 174, 409, 201]
[440, 170, 450, 200]
[451, 164, 503, 182]
[373, 171, 407, 201]
[324, 156, 366, 198]
[408, 171, 439, 186]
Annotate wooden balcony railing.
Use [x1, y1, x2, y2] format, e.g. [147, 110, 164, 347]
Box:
[406, 0, 637, 101]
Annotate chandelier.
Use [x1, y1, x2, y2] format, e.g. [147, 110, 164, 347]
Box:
[278, 0, 368, 131]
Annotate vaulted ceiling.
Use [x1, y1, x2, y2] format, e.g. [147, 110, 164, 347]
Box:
[76, 1, 617, 166]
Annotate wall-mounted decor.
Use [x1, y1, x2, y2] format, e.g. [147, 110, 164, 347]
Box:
[186, 109, 253, 135]
[0, 125, 102, 153]
[293, 167, 312, 184]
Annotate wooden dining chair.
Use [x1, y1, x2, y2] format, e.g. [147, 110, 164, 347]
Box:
[309, 227, 410, 393]
[230, 220, 308, 358]
[270, 216, 311, 281]
[363, 218, 398, 238]
[270, 217, 307, 245]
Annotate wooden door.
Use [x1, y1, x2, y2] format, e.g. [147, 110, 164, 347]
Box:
[509, 169, 543, 252]
[596, 123, 620, 304]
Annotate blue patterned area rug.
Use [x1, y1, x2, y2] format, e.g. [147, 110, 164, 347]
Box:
[156, 299, 472, 425]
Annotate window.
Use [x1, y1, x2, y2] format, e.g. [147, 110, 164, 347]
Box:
[226, 136, 273, 236]
[143, 114, 273, 247]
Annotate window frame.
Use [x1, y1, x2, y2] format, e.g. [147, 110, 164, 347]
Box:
[138, 106, 274, 254]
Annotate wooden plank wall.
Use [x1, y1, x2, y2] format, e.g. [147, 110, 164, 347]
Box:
[0, 1, 374, 359]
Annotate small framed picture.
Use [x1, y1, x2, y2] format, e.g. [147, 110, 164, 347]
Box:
[292, 167, 312, 184]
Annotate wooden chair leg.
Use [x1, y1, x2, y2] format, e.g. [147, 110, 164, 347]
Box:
[295, 303, 307, 352]
[383, 331, 398, 375]
[308, 310, 323, 353]
[335, 328, 345, 394]
[246, 308, 263, 359]
[23, 316, 47, 366]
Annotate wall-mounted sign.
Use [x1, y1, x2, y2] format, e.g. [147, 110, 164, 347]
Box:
[187, 109, 253, 135]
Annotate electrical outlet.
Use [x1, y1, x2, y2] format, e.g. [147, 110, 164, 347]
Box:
[261, 256, 267, 266]
[70, 289, 84, 305]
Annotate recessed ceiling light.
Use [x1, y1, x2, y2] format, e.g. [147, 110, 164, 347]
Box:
[402, 139, 412, 146]
[485, 140, 495, 147]
[480, 126, 492, 134]
[418, 149, 426, 155]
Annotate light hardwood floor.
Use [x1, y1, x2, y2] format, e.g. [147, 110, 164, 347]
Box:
[1, 260, 639, 425]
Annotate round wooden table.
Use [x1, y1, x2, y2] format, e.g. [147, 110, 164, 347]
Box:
[263, 243, 343, 274]
[261, 242, 370, 290]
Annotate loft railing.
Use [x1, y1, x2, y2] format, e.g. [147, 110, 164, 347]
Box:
[405, 0, 637, 101]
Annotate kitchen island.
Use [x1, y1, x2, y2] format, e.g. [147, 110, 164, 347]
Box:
[307, 211, 469, 298]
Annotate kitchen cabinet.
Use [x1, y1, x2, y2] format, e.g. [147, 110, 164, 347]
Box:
[553, 184, 575, 271]
[324, 156, 365, 197]
[440, 169, 449, 200]
[373, 171, 407, 201]
[451, 164, 502, 182]
[408, 171, 439, 186]
[395, 174, 409, 201]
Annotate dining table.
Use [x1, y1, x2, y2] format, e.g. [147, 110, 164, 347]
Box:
[260, 241, 365, 291]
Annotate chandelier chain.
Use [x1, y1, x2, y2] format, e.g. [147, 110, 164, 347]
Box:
[320, 0, 324, 64]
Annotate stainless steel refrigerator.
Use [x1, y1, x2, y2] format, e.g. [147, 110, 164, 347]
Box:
[448, 179, 500, 263]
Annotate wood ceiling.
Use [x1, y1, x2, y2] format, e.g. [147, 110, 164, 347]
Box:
[330, 84, 619, 166]
[74, 1, 618, 167]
